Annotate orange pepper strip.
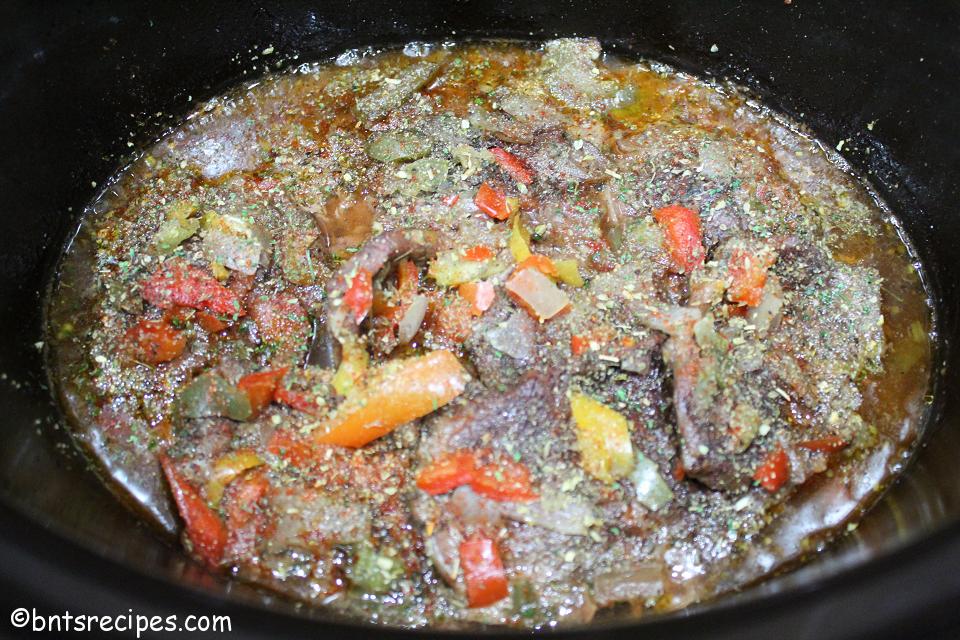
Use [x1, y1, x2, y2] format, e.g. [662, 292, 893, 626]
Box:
[463, 245, 495, 261]
[727, 248, 776, 307]
[474, 182, 511, 221]
[314, 350, 467, 448]
[652, 205, 705, 273]
[570, 334, 589, 356]
[516, 254, 559, 279]
[160, 455, 227, 567]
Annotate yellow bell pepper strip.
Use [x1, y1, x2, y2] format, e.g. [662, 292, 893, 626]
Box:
[332, 341, 370, 396]
[509, 215, 532, 263]
[570, 392, 635, 483]
[315, 350, 468, 447]
[553, 259, 585, 287]
[204, 449, 264, 507]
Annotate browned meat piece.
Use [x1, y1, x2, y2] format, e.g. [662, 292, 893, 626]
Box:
[521, 127, 610, 186]
[657, 235, 883, 493]
[467, 104, 535, 144]
[463, 291, 543, 389]
[420, 371, 569, 460]
[355, 60, 441, 122]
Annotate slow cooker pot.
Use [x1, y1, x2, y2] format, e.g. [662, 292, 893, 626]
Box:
[1, 1, 959, 638]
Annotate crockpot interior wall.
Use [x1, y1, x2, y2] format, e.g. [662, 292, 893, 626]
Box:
[1, 1, 958, 638]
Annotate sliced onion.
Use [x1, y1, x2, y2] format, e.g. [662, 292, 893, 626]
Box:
[501, 491, 595, 536]
[600, 183, 628, 251]
[425, 526, 462, 586]
[448, 485, 503, 526]
[485, 311, 535, 360]
[747, 275, 784, 334]
[397, 295, 428, 344]
[505, 267, 570, 321]
[592, 564, 664, 606]
[631, 452, 673, 512]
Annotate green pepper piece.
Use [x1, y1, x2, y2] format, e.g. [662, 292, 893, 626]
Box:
[179, 372, 252, 422]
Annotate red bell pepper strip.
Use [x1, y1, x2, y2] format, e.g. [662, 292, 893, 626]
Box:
[196, 311, 228, 333]
[727, 248, 775, 307]
[396, 259, 420, 296]
[570, 334, 589, 356]
[343, 268, 374, 324]
[753, 447, 790, 492]
[248, 293, 311, 363]
[460, 533, 509, 608]
[222, 469, 270, 559]
[652, 205, 705, 273]
[142, 260, 244, 316]
[475, 182, 511, 221]
[160, 455, 227, 567]
[415, 449, 538, 501]
[237, 367, 288, 417]
[415, 450, 478, 495]
[273, 386, 324, 416]
[463, 245, 495, 261]
[425, 293, 476, 344]
[471, 458, 538, 502]
[125, 318, 186, 365]
[490, 147, 534, 185]
[266, 428, 318, 469]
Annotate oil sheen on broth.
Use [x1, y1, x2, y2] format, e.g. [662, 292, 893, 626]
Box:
[46, 39, 932, 628]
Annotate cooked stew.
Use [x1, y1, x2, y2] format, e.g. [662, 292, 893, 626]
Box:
[46, 39, 933, 628]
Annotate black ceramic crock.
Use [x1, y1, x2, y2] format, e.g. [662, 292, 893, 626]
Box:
[1, 1, 959, 638]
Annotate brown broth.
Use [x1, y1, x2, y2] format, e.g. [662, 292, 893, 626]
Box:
[46, 40, 932, 628]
